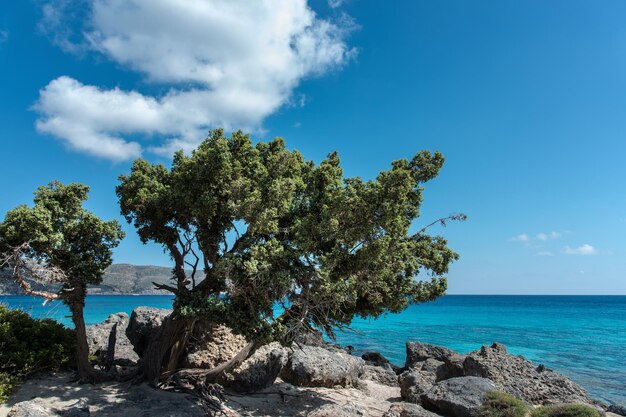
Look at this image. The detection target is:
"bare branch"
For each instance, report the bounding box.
[0,243,63,301]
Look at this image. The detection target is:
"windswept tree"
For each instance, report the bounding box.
[0,182,124,381]
[117,129,464,384]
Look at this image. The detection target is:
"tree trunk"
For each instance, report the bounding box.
[141,313,197,386]
[68,301,101,381]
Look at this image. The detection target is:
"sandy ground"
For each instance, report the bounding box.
[1,374,402,417]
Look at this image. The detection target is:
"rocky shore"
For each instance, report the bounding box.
[3,307,624,417]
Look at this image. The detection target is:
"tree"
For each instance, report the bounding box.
[117,129,464,384]
[0,181,124,381]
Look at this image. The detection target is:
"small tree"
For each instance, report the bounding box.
[0,181,124,381]
[117,129,464,384]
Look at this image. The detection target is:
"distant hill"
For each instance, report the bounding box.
[0,264,184,295]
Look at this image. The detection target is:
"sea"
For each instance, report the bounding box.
[1,294,624,407]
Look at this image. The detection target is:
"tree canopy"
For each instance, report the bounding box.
[117,129,462,343]
[0,181,124,379]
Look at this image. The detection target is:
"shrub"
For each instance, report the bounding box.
[0,304,75,402]
[531,404,602,417]
[478,391,529,417]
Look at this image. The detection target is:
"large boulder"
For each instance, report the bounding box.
[281,345,365,388]
[400,358,445,404]
[406,342,456,368]
[362,351,401,374]
[421,376,496,417]
[462,342,591,405]
[222,342,289,392]
[126,307,171,357]
[362,364,399,386]
[86,312,138,363]
[182,321,248,369]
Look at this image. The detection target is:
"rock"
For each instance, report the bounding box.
[406,342,456,368]
[126,307,171,357]
[462,342,592,405]
[362,351,402,374]
[281,345,365,388]
[400,369,437,404]
[8,402,55,417]
[307,404,364,417]
[86,312,138,364]
[421,376,496,417]
[362,364,399,386]
[183,321,248,369]
[383,403,443,417]
[223,342,289,392]
[436,354,466,381]
[608,405,626,416]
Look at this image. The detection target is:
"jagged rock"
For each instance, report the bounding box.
[183,321,248,369]
[400,369,437,404]
[462,342,592,405]
[421,376,496,417]
[362,351,401,374]
[307,403,364,417]
[406,342,456,368]
[86,312,138,364]
[281,345,365,388]
[222,342,289,392]
[383,403,443,417]
[608,405,626,416]
[362,364,399,386]
[126,307,171,357]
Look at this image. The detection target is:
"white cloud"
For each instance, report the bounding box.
[510,233,530,242]
[35,0,356,160]
[328,0,346,8]
[563,244,597,256]
[536,251,555,257]
[536,231,561,241]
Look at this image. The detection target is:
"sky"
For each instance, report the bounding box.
[1,0,625,295]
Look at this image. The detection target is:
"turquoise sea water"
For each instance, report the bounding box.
[1,295,624,406]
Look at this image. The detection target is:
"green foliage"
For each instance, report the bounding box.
[0,304,74,402]
[0,181,124,304]
[531,404,601,417]
[117,129,464,342]
[477,391,528,417]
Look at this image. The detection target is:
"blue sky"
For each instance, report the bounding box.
[1,0,625,294]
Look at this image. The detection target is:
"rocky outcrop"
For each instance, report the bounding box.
[86,312,138,364]
[182,321,248,369]
[280,345,365,388]
[400,341,594,409]
[406,342,457,368]
[222,342,289,392]
[363,351,401,374]
[362,364,399,386]
[421,376,496,417]
[125,307,171,357]
[462,342,591,405]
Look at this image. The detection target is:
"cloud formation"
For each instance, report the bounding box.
[510,233,530,242]
[35,0,356,160]
[536,231,561,241]
[563,244,596,256]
